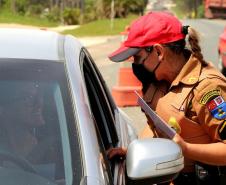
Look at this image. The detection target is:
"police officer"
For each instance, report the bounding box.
[108,12,226,185]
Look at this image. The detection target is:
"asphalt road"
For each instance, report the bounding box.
[182,19,225,67]
[86,18,226,136]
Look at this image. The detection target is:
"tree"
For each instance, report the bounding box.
[95,0,147,18]
[96,0,104,18]
[11,0,16,13]
[0,0,148,25]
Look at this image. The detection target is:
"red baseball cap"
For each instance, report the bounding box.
[109,11,186,62]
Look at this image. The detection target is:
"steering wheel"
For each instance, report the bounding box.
[0,150,37,174]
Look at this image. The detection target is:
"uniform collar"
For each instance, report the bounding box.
[170,54,202,89]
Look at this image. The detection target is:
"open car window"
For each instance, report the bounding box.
[81,49,118,150]
[80,49,121,183]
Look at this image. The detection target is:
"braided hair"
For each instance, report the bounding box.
[163,26,208,66]
[187,27,207,66]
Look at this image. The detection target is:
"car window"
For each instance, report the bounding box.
[81,49,118,150]
[80,49,120,181]
[0,59,81,185]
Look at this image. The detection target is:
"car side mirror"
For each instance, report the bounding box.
[126,138,184,185]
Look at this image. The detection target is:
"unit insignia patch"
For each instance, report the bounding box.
[206,96,226,120]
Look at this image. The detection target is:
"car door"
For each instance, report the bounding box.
[80,48,133,185]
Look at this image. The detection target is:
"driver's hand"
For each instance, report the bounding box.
[106,147,127,161]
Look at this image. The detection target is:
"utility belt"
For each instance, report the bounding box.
[195,163,226,185]
[173,163,226,185]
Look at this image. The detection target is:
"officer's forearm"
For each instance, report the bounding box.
[184,142,226,166]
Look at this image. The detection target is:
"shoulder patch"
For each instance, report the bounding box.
[199,89,221,105]
[218,120,226,140]
[206,96,226,120]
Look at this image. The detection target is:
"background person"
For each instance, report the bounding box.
[108,12,226,185]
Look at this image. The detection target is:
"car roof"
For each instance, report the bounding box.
[0,28,75,61]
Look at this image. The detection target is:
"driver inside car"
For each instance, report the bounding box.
[0,82,45,160]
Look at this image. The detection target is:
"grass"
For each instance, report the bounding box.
[0,10,58,27]
[63,14,139,37]
[171,7,186,19]
[0,10,139,36]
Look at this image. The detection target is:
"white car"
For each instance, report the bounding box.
[0,28,183,185]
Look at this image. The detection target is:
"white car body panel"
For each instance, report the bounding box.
[0,28,60,60]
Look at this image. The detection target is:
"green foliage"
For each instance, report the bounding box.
[0,0,147,26]
[27,4,43,16]
[1,0,12,9]
[172,0,203,18]
[94,0,147,19]
[0,10,58,27]
[83,1,98,23]
[63,8,81,25]
[197,4,204,18]
[15,0,29,15]
[172,0,192,18]
[44,6,61,22]
[63,14,138,37]
[126,0,146,14]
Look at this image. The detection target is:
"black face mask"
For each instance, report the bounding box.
[132,63,157,92]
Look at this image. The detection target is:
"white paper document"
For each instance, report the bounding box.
[135,91,176,139]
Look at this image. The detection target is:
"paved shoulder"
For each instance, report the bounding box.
[78,35,121,47]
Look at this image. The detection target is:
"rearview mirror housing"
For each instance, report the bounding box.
[126,138,184,184]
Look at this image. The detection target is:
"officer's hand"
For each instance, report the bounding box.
[173,133,188,155]
[106,147,127,161]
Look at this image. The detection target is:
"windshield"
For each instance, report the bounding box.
[0,59,80,185]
